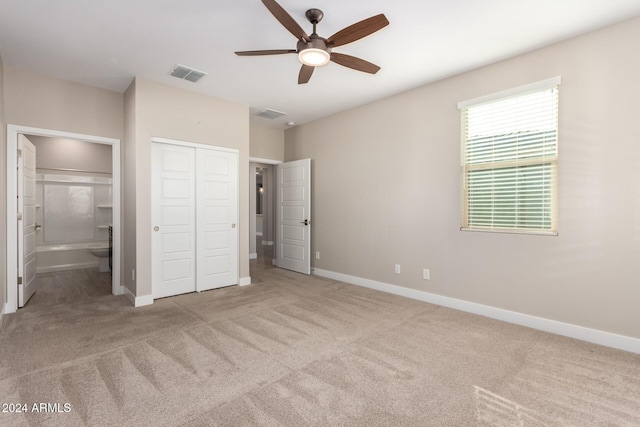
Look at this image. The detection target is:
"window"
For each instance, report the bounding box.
[458,77,560,235]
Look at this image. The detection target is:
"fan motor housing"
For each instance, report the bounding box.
[297,37,331,55]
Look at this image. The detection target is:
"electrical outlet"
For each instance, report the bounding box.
[423,269,430,280]
[394,264,401,274]
[315,251,320,260]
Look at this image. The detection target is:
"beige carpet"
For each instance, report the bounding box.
[1,260,639,426]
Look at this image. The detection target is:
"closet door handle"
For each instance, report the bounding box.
[231,224,236,228]
[153,226,159,232]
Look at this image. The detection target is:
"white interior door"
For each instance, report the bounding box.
[18,135,37,307]
[196,148,238,291]
[151,143,196,299]
[276,158,311,274]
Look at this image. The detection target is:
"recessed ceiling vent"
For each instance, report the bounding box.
[257,109,286,119]
[170,64,207,83]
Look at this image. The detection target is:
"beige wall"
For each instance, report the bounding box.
[28,136,112,174]
[4,66,123,139]
[285,16,640,339]
[130,78,250,298]
[0,54,6,315]
[250,121,284,161]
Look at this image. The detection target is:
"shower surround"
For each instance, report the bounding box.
[35,173,112,273]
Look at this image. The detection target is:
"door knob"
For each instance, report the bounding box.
[231,224,236,228]
[153,226,159,232]
[300,219,310,226]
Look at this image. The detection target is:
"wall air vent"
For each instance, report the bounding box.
[257,109,286,120]
[169,64,207,83]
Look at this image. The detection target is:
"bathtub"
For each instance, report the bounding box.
[36,242,109,274]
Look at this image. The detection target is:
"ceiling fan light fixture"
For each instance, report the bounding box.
[235,1,389,83]
[298,47,330,67]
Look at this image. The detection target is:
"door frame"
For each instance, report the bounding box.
[249,157,282,265]
[6,124,122,314]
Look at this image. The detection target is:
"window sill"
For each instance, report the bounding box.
[460,227,558,237]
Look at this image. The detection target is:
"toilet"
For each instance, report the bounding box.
[89,246,110,272]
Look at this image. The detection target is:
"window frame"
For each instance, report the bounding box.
[458,77,560,236]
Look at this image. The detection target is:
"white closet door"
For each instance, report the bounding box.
[151,143,196,299]
[196,149,238,291]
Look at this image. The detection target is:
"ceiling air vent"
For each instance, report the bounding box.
[257,109,286,120]
[170,64,207,83]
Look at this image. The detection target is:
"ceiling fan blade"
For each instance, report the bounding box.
[330,52,380,74]
[326,14,389,48]
[262,0,310,42]
[235,49,297,56]
[298,65,315,84]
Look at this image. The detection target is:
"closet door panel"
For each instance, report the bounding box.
[196,148,238,291]
[151,143,197,298]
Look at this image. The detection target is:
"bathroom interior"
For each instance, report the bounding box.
[27,135,113,305]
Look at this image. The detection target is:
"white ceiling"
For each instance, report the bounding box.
[1,0,640,129]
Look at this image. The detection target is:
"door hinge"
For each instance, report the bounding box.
[18,276,22,285]
[17,212,23,221]
[17,149,22,158]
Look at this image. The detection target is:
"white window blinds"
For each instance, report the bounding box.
[459,79,559,234]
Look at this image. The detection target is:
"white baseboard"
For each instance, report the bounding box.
[313,268,640,355]
[261,241,274,246]
[249,253,258,260]
[239,276,251,286]
[123,287,153,307]
[114,285,126,296]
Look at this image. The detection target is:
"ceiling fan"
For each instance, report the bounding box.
[235,0,389,84]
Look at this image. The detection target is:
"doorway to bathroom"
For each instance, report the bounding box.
[5,125,121,314]
[26,135,113,306]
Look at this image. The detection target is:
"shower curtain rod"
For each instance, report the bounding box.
[36,167,112,175]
